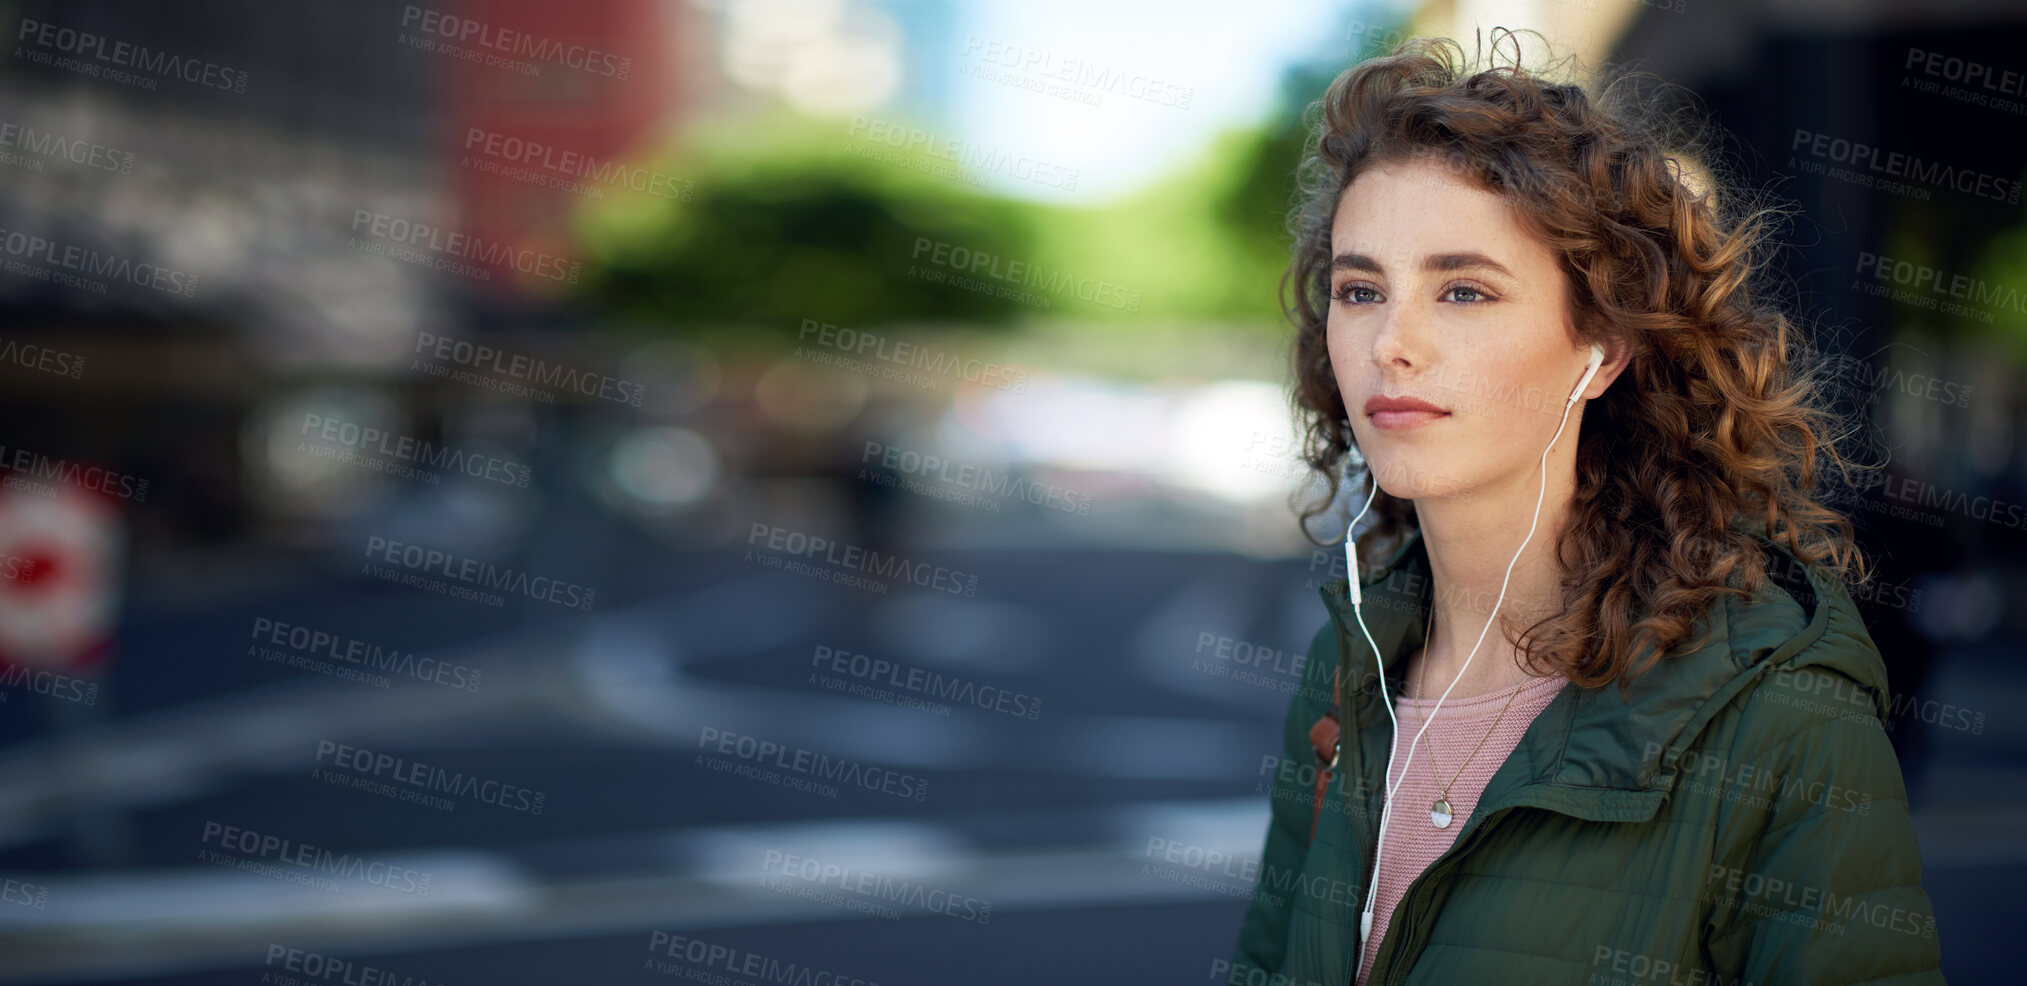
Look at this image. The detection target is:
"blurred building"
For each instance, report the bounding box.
[0,0,699,560]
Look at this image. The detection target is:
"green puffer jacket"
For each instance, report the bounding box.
[1227,525,1946,985]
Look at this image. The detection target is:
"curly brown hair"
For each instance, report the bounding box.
[1285,31,1881,688]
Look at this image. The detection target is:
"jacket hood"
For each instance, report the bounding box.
[1316,524,1890,818]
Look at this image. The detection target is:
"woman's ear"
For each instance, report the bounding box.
[1584,336,1632,400]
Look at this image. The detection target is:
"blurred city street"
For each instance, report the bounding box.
[0,481,2022,982]
[0,0,2023,983]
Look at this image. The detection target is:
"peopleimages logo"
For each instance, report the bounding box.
[811,644,1045,720]
[1652,741,1872,815]
[0,659,99,705]
[746,523,979,597]
[860,441,1089,515]
[412,331,645,407]
[15,18,250,92]
[0,337,85,379]
[761,850,990,923]
[0,877,48,909]
[0,120,134,174]
[1852,469,2027,531]
[314,740,546,815]
[0,228,197,297]
[698,726,930,802]
[960,35,1194,109]
[198,821,432,896]
[0,443,148,501]
[796,318,1029,393]
[263,945,449,986]
[462,128,692,201]
[250,617,482,692]
[1855,250,2026,321]
[300,412,533,488]
[399,5,631,78]
[363,535,598,611]
[644,932,878,986]
[1704,863,1937,940]
[1790,128,2023,203]
[910,237,1141,311]
[350,210,582,283]
[847,117,1081,190]
[1590,947,1756,986]
[1904,47,2027,108]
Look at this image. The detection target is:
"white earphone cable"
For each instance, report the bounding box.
[1345,347,1598,981]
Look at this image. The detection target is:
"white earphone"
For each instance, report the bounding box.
[1345,342,1603,979]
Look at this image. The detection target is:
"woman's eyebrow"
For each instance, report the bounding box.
[1330,250,1516,278]
[1424,251,1515,277]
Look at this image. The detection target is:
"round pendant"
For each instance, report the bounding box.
[1430,798,1454,829]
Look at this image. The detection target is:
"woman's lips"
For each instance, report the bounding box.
[1369,409,1450,430]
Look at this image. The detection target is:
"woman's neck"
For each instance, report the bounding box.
[1410,487,1574,698]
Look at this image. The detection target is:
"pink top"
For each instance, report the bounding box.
[1355,670,1567,984]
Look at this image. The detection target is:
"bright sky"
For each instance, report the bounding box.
[944,0,1413,204]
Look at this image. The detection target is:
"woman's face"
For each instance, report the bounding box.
[1326,155,1605,502]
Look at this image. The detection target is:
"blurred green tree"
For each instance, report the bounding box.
[573,40,1379,345]
[575,113,1048,338]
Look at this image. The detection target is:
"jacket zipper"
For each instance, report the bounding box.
[1367,805,1515,985]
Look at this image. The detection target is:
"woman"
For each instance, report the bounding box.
[1227,34,1946,986]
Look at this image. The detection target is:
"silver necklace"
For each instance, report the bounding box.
[1405,604,1525,828]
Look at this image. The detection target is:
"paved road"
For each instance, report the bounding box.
[0,490,2015,984]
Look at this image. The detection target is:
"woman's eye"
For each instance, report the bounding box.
[1334,284,1380,304]
[1444,284,1493,303]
